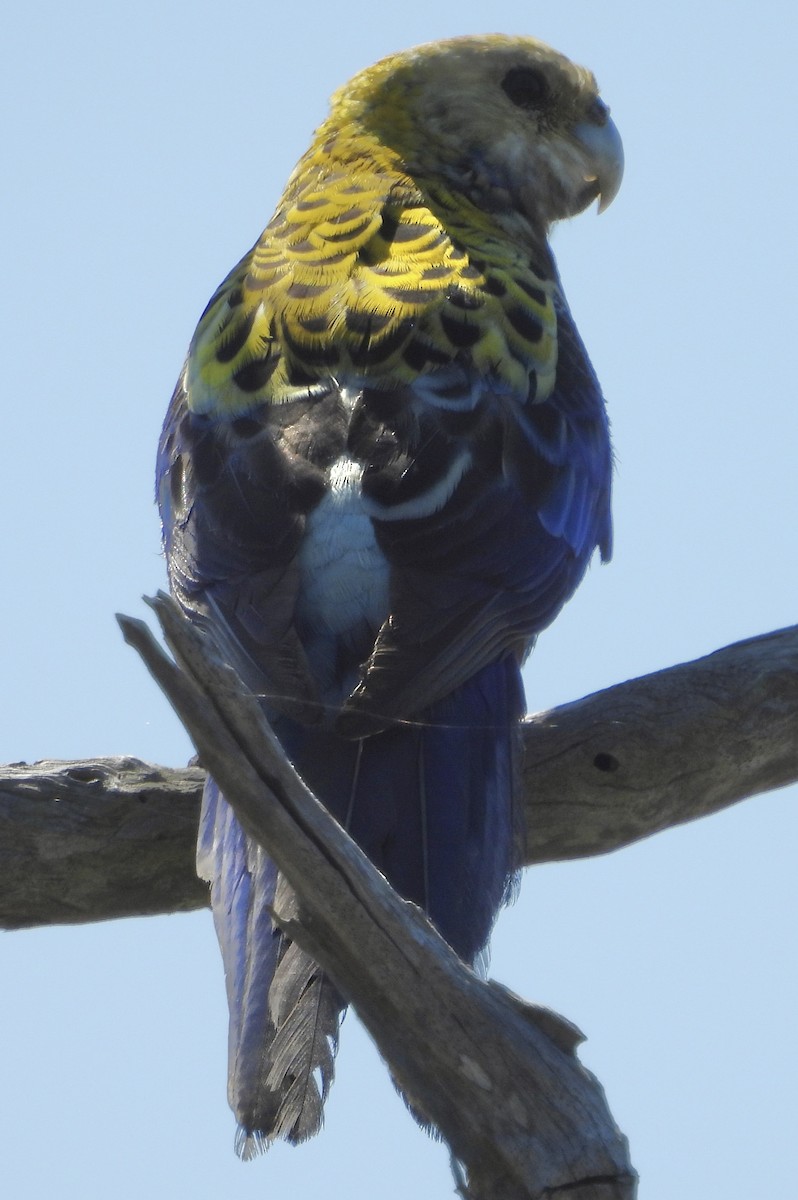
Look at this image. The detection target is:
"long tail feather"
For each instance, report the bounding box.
[198,779,344,1153]
[200,655,524,1149]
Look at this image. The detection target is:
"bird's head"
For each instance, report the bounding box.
[326,34,623,233]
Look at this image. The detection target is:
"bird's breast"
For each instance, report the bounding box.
[295,453,389,703]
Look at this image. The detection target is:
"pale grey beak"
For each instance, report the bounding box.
[573,110,624,213]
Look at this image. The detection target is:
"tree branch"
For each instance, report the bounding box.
[521,624,798,864]
[114,593,636,1200]
[4,614,794,1195]
[2,625,795,929]
[0,757,207,929]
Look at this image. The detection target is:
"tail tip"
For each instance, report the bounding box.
[234,1126,270,1161]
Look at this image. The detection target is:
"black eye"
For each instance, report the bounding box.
[501,66,550,110]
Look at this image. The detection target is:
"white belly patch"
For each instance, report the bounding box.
[297,454,390,637]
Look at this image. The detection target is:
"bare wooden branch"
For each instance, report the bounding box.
[521,624,798,864]
[116,593,636,1200]
[1,625,796,929]
[0,757,207,929]
[3,615,793,1192]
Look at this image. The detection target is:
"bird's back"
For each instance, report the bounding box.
[157,31,618,1153]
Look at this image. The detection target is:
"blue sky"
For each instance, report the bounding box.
[3,2,796,1197]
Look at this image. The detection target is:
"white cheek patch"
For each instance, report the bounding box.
[298,455,390,636]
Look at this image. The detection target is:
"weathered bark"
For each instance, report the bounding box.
[3,609,795,1196]
[2,625,795,929]
[521,624,798,864]
[0,758,206,928]
[115,594,637,1200]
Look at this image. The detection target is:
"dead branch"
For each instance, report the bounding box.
[3,614,795,1194]
[0,757,206,928]
[521,624,798,863]
[1,625,795,929]
[114,593,637,1200]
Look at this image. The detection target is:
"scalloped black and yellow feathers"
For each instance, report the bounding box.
[186,34,620,418]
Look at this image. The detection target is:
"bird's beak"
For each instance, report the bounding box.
[573,110,624,213]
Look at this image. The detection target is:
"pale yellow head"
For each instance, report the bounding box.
[322,34,623,233]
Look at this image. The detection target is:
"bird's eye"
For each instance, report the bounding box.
[501,66,550,110]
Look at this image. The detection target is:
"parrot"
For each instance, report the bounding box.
[156,33,622,1156]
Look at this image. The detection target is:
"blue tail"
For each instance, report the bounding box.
[199,655,524,1149]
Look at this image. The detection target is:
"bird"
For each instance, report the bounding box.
[156,33,621,1156]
